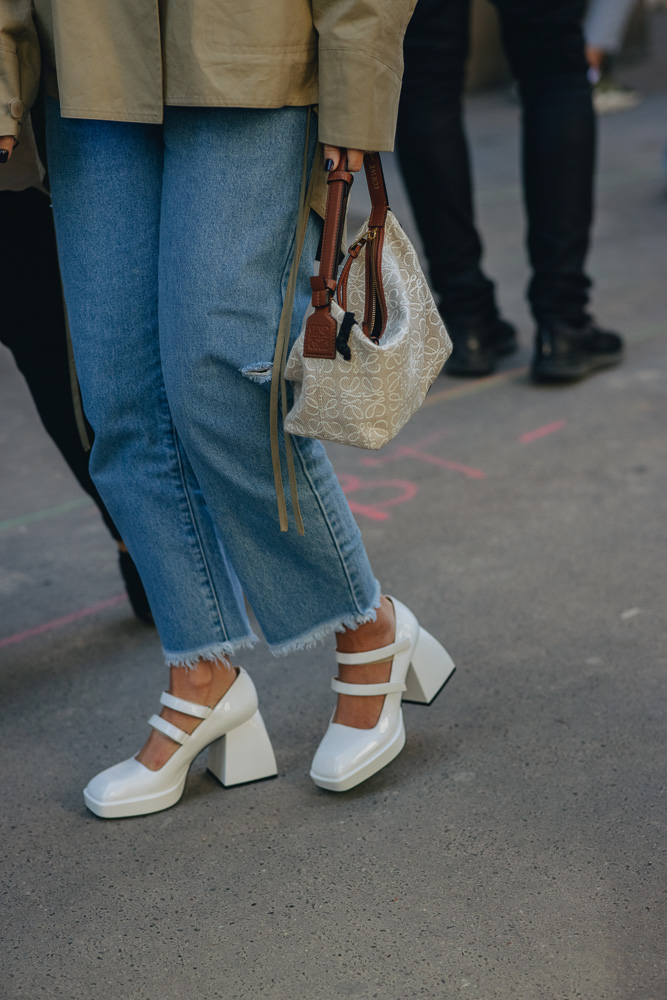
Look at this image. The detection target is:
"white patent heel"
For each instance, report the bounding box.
[403,627,456,705]
[310,596,456,792]
[83,667,276,819]
[207,710,278,787]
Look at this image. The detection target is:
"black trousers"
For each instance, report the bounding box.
[1,187,120,542]
[397,0,595,327]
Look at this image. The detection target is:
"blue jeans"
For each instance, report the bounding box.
[45,101,380,664]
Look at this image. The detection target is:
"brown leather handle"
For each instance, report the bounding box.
[302,154,353,359]
[303,152,389,359]
[364,152,389,229]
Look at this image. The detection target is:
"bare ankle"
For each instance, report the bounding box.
[136,659,238,771]
[169,658,236,699]
[336,596,395,654]
[333,596,396,729]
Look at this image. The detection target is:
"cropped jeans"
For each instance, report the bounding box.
[45,100,380,664]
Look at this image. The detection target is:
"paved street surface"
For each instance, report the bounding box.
[2,26,666,1000]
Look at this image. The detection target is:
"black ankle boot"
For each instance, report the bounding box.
[118,550,154,625]
[445,317,518,377]
[531,318,624,383]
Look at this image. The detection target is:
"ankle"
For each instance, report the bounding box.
[336,596,395,655]
[169,658,235,700]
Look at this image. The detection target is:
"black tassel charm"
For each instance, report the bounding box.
[336,312,356,361]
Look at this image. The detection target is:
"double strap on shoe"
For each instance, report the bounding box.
[331,637,412,697]
[147,691,213,745]
[331,678,407,696]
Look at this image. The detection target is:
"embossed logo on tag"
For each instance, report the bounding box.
[304,324,336,359]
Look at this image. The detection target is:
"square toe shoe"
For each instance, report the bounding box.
[83,667,278,819]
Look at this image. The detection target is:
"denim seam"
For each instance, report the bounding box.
[171,423,231,645]
[279,216,299,302]
[291,435,368,616]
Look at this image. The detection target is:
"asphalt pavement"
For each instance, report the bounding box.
[1,27,666,1000]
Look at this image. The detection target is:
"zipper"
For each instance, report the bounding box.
[365,228,386,343]
[337,226,386,343]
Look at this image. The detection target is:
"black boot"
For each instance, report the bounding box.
[444,317,518,377]
[531,318,624,383]
[118,550,154,625]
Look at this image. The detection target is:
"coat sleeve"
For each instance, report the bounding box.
[0,1,40,138]
[312,0,417,152]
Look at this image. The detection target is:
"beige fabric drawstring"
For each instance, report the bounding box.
[270,107,318,534]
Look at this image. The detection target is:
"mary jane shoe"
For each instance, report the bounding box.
[84,667,277,819]
[310,598,455,792]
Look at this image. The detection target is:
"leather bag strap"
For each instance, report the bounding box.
[364,152,389,229]
[303,158,353,359]
[303,151,389,359]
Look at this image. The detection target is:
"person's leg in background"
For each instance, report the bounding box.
[493,0,624,380]
[396,0,518,377]
[0,186,153,622]
[585,0,642,112]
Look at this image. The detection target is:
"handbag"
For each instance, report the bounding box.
[284,152,452,449]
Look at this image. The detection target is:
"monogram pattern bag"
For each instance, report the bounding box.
[284,153,452,449]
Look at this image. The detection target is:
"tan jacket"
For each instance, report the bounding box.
[0,1,416,153]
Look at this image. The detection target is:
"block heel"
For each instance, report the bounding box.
[83,667,274,819]
[207,710,278,787]
[403,627,456,705]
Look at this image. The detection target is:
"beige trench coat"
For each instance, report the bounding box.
[0,0,416,156]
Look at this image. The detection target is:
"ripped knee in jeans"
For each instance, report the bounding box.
[241,362,273,384]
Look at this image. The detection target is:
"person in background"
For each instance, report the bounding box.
[396,0,625,383]
[0,111,153,624]
[585,0,643,113]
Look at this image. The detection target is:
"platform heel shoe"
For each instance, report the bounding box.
[310,598,455,792]
[83,667,277,819]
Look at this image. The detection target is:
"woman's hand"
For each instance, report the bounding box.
[323,145,365,173]
[0,135,17,164]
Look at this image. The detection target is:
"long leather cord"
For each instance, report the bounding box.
[270,108,318,534]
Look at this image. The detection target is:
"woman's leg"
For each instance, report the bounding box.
[44,103,258,668]
[158,106,381,653]
[157,106,397,731]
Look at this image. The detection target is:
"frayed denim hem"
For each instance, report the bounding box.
[268,579,382,657]
[163,634,259,669]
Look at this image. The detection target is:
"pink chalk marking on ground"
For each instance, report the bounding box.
[337,474,418,521]
[360,428,449,467]
[520,419,566,444]
[397,447,486,479]
[0,594,128,650]
[359,430,484,479]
